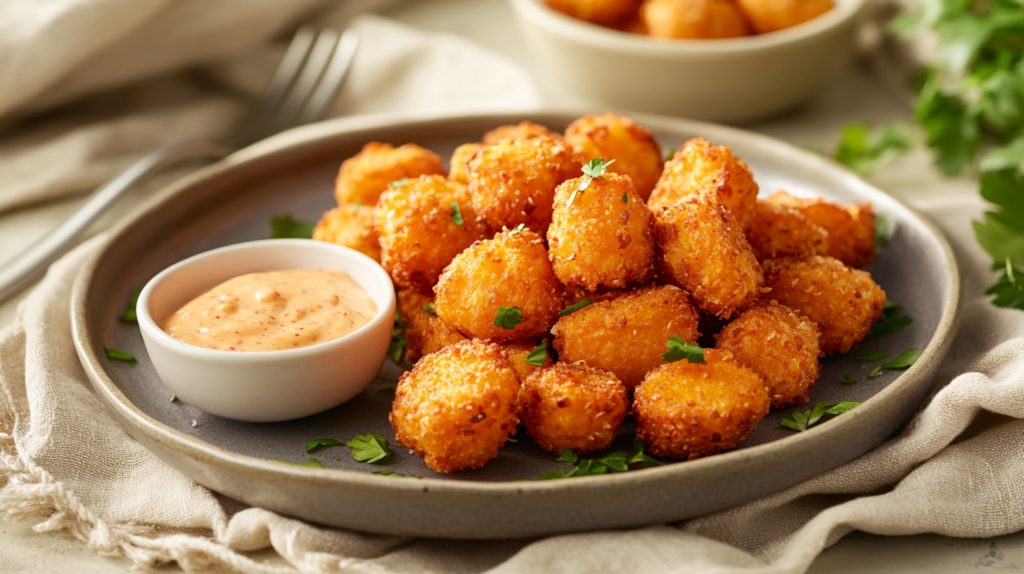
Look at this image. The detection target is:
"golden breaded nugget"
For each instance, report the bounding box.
[761,255,885,355]
[500,340,554,382]
[449,143,482,185]
[654,194,763,318]
[560,282,634,308]
[553,285,700,391]
[390,340,520,473]
[482,121,562,145]
[765,191,876,268]
[564,114,664,200]
[642,0,751,39]
[746,199,830,262]
[737,0,833,34]
[634,349,769,460]
[312,204,381,263]
[546,0,643,27]
[335,142,446,206]
[715,301,821,408]
[375,175,487,291]
[648,137,759,230]
[519,362,628,454]
[467,136,582,235]
[398,289,467,363]
[548,172,656,291]
[435,228,563,343]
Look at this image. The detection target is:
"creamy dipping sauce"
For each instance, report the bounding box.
[161,269,377,352]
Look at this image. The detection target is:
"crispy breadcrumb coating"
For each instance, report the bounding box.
[482,121,563,145]
[398,289,467,363]
[390,340,521,473]
[760,255,885,355]
[715,300,822,408]
[553,285,700,391]
[634,349,770,460]
[312,203,381,263]
[499,340,554,382]
[449,143,483,185]
[564,113,664,200]
[765,191,876,269]
[335,142,446,206]
[519,362,628,454]
[746,199,830,262]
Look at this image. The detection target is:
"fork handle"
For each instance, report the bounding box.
[0,140,233,303]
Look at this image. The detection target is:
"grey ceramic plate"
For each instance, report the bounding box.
[71,111,959,539]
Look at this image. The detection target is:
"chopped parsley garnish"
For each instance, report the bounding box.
[661,337,705,364]
[987,257,1024,308]
[269,215,315,239]
[855,350,889,362]
[119,289,141,323]
[103,347,137,366]
[538,441,660,480]
[373,469,394,475]
[869,366,883,379]
[776,401,860,432]
[493,306,523,330]
[881,348,921,370]
[558,299,592,316]
[169,395,177,402]
[272,458,325,468]
[421,303,436,316]
[372,469,421,478]
[869,300,913,337]
[389,178,409,188]
[622,191,629,204]
[508,223,526,235]
[450,202,464,225]
[831,122,913,175]
[568,158,615,205]
[842,372,858,385]
[346,433,392,464]
[306,438,344,452]
[526,341,548,366]
[389,311,408,363]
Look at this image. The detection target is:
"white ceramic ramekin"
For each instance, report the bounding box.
[137,239,395,422]
[511,0,866,123]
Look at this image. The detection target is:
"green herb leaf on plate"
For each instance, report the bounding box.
[855,350,890,362]
[881,348,921,370]
[120,289,141,323]
[269,215,315,239]
[272,458,325,468]
[346,433,392,464]
[870,300,914,337]
[306,438,344,452]
[661,337,705,364]
[842,371,858,385]
[104,347,137,366]
[776,401,861,432]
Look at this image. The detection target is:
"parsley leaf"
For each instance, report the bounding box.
[346,433,392,464]
[628,439,661,469]
[558,299,592,316]
[987,259,1024,308]
[120,289,141,323]
[421,303,436,316]
[881,348,921,370]
[869,366,883,379]
[373,469,395,475]
[389,311,407,363]
[842,372,858,385]
[832,122,913,175]
[623,191,629,204]
[104,347,137,366]
[272,458,325,468]
[661,337,705,364]
[526,341,548,366]
[569,158,616,205]
[389,178,409,188]
[270,215,315,239]
[539,442,661,480]
[556,448,578,464]
[169,394,178,402]
[493,306,523,330]
[776,401,861,432]
[450,202,464,225]
[508,223,526,235]
[870,300,914,337]
[855,350,890,362]
[306,438,344,452]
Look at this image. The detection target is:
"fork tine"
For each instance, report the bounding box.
[267,28,340,134]
[298,29,359,125]
[236,25,317,145]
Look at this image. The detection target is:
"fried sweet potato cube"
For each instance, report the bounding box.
[548,172,656,291]
[335,142,446,206]
[519,362,628,454]
[390,340,520,473]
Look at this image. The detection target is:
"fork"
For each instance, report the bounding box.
[0,26,359,303]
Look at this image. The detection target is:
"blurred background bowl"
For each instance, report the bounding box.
[511,0,867,123]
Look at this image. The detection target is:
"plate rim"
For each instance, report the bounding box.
[70,109,961,528]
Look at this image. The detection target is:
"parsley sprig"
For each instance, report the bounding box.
[538,440,660,480]
[568,158,615,206]
[269,215,315,239]
[558,299,592,316]
[777,401,860,432]
[661,337,705,364]
[104,347,137,366]
[120,289,141,323]
[526,341,548,366]
[870,300,914,337]
[869,348,922,378]
[493,306,523,330]
[272,458,325,468]
[346,433,392,464]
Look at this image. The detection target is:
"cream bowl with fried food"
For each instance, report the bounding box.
[510,0,865,122]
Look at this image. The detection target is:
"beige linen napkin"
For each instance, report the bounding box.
[3,3,1024,574]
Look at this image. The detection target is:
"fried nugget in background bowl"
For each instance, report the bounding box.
[654,194,763,318]
[548,172,655,291]
[761,255,885,355]
[648,138,758,230]
[737,0,834,34]
[335,142,446,206]
[634,349,770,460]
[715,300,822,408]
[553,284,700,391]
[390,340,521,473]
[519,362,628,454]
[564,113,663,200]
[435,228,562,342]
[642,0,751,39]
[375,175,488,292]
